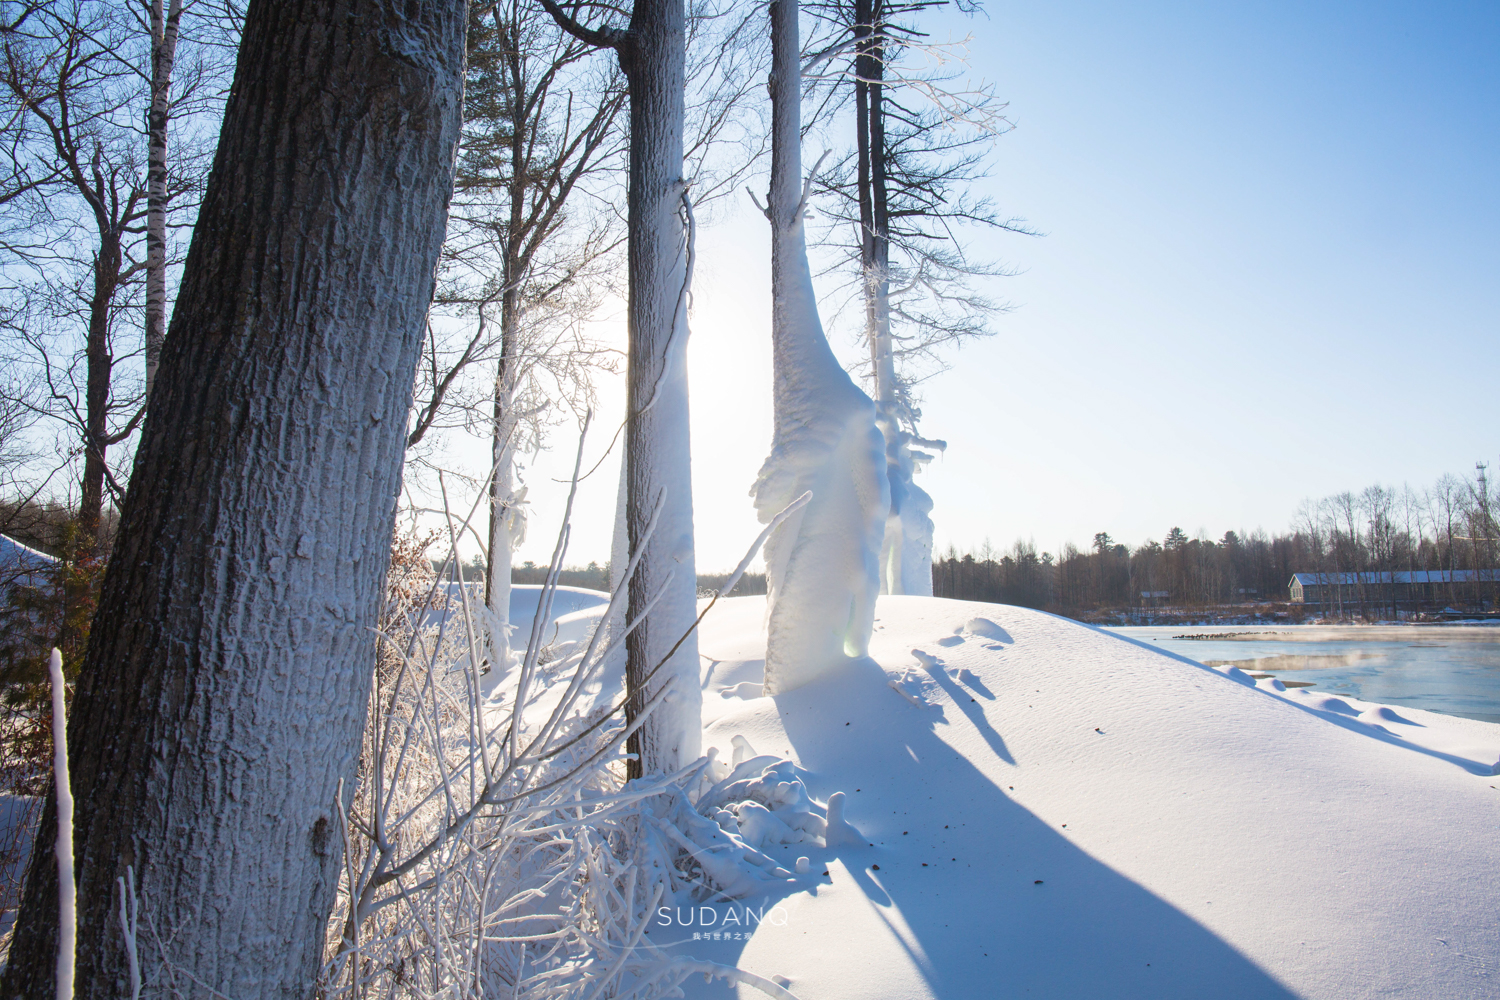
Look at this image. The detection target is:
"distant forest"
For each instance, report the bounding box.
[934,465,1500,615]
[469,465,1500,617]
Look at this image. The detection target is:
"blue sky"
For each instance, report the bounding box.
[909,0,1500,555]
[500,0,1500,571]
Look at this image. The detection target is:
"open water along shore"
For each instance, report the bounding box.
[1111,623,1500,724]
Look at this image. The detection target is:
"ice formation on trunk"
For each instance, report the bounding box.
[753,0,888,694]
[879,424,944,597]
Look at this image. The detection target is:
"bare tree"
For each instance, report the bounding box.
[0,0,230,545]
[129,0,244,400]
[140,0,181,397]
[0,3,150,546]
[0,1,466,995]
[806,0,1027,595]
[0,370,38,504]
[1429,474,1463,608]
[421,0,626,672]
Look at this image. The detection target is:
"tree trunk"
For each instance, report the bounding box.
[79,229,121,547]
[485,293,520,675]
[484,67,532,678]
[854,0,875,350]
[867,13,894,419]
[618,0,701,779]
[755,0,886,692]
[853,0,932,596]
[144,0,182,402]
[1,2,465,997]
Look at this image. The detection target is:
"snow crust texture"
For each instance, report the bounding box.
[681,595,1500,1000]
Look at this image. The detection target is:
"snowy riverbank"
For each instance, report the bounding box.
[666,595,1500,999]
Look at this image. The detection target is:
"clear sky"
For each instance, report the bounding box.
[480,0,1500,573]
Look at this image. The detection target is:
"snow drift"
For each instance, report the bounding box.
[672,595,1500,1000]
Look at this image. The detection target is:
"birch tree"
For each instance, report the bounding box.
[135,0,243,399]
[140,0,180,398]
[0,2,466,996]
[753,0,886,692]
[539,0,703,778]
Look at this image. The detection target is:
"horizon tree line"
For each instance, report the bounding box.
[934,461,1500,617]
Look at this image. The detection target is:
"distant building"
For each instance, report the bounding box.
[1289,570,1500,607]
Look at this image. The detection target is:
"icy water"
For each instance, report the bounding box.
[1110,624,1500,724]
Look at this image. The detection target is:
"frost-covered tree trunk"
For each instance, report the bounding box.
[856,0,935,596]
[0,2,466,997]
[485,299,522,673]
[881,437,939,597]
[143,0,182,402]
[541,0,703,779]
[446,0,625,675]
[754,0,886,693]
[486,383,519,669]
[618,0,701,778]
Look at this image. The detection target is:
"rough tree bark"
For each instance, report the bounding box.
[541,0,702,779]
[1,2,466,997]
[753,0,886,692]
[143,0,183,402]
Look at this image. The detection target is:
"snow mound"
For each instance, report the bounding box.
[1358,705,1420,727]
[961,615,1010,642]
[673,595,1500,1000]
[508,584,609,632]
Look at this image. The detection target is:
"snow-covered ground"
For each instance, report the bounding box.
[433,582,609,642]
[0,534,51,588]
[506,583,609,635]
[657,595,1500,999]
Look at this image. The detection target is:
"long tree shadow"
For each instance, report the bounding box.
[681,655,1301,1000]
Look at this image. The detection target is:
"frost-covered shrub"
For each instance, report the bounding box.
[319,516,815,1000]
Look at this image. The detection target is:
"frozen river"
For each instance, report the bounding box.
[1110,624,1500,724]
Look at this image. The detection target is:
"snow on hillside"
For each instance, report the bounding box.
[506,583,609,635]
[0,534,52,587]
[654,596,1500,1000]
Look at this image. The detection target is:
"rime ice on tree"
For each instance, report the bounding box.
[753,0,888,693]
